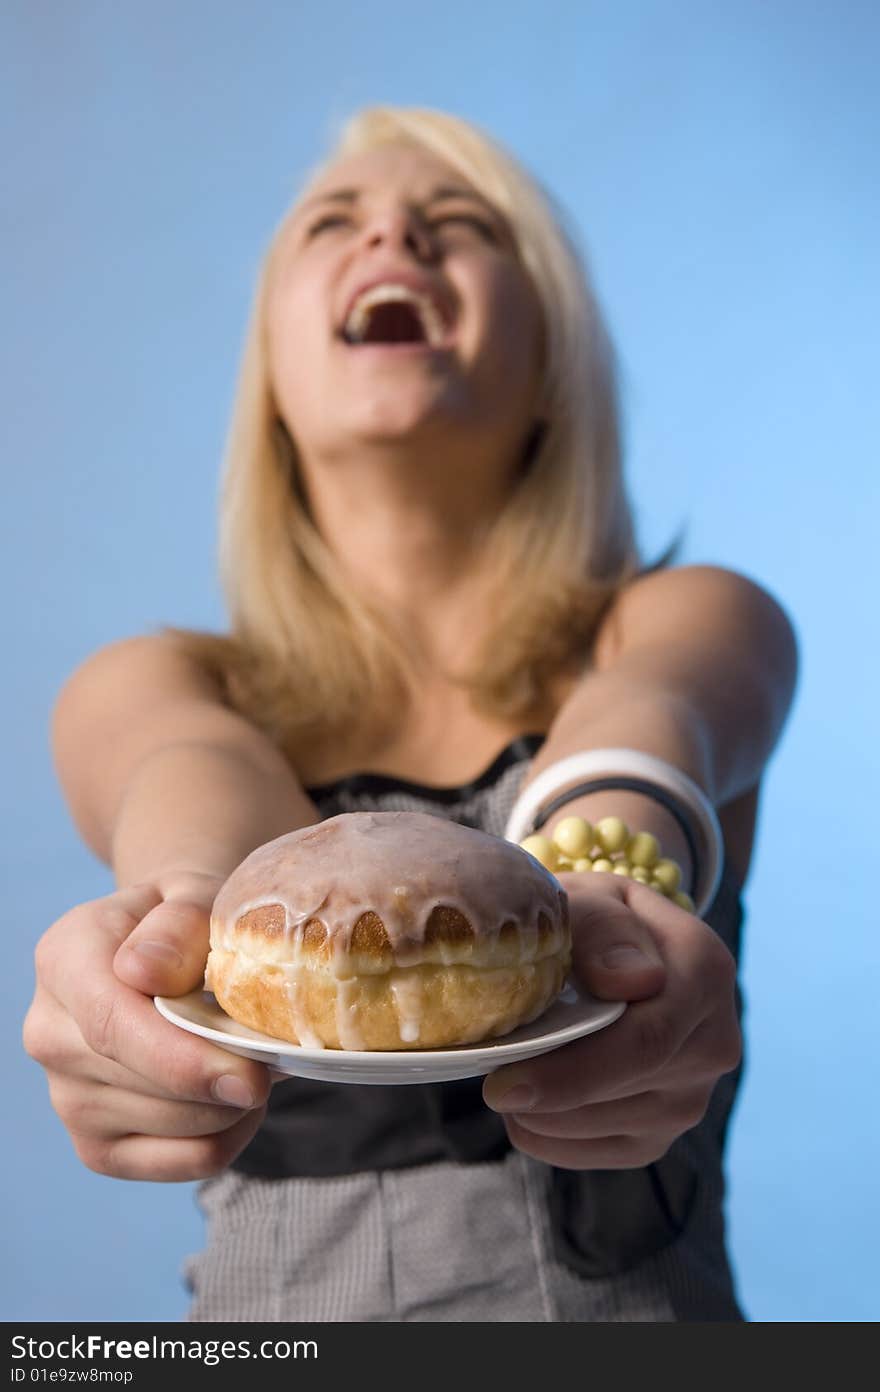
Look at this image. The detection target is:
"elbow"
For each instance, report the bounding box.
[49,656,117,862]
[719,572,802,794]
[48,648,124,857]
[747,578,801,742]
[704,566,801,742]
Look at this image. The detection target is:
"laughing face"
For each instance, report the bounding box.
[266,141,545,481]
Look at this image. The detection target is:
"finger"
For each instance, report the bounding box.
[39,900,270,1109]
[113,877,222,998]
[69,1105,268,1183]
[25,984,188,1100]
[504,1115,666,1171]
[483,995,696,1114]
[484,884,733,1114]
[37,885,165,1005]
[569,874,730,1004]
[504,1086,710,1140]
[558,873,666,1002]
[48,1076,258,1140]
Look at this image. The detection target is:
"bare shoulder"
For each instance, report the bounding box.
[592,563,799,677]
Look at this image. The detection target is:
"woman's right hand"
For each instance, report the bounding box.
[22,873,272,1182]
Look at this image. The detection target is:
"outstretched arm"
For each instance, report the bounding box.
[26,635,318,1182]
[483,565,799,1168]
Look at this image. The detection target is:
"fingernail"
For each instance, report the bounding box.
[212,1075,255,1109]
[127,940,184,967]
[600,944,656,970]
[489,1084,537,1113]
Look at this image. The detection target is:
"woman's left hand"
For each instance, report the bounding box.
[482,872,742,1169]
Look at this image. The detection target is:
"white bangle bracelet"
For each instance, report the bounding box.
[503,747,724,918]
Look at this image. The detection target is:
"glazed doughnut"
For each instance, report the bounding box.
[206,810,571,1050]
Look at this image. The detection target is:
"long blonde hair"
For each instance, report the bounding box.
[160,106,682,764]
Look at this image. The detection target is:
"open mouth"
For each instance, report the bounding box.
[338,284,454,350]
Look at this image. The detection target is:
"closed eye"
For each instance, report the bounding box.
[306,212,498,241]
[307,214,351,236]
[435,214,498,241]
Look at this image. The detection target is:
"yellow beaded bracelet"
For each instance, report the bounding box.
[520,815,696,913]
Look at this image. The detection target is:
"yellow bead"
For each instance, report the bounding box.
[612,863,631,876]
[552,816,594,858]
[647,880,665,893]
[630,866,652,884]
[573,858,593,872]
[674,891,696,913]
[627,831,660,868]
[520,835,559,872]
[595,816,629,854]
[592,858,614,874]
[652,858,682,894]
[556,854,574,871]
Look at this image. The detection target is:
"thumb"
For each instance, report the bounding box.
[113,875,222,998]
[561,874,666,1002]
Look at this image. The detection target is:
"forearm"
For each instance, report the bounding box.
[534,567,799,813]
[535,683,711,794]
[532,692,705,895]
[111,741,319,890]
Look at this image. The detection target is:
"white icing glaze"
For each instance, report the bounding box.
[390,970,424,1043]
[280,965,324,1049]
[334,977,365,1050]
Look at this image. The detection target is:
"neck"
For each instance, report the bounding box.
[300,440,514,672]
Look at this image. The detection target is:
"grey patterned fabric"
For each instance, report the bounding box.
[184,737,747,1322]
[184,1151,685,1322]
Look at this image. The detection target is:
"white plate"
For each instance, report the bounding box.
[154,982,626,1085]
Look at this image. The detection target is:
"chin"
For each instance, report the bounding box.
[344,395,457,444]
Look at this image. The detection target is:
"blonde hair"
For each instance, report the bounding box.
[160,106,682,765]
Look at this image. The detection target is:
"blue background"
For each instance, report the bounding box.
[4,0,878,1322]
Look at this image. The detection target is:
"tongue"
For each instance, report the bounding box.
[362,301,426,344]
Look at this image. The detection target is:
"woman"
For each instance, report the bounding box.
[25,106,798,1321]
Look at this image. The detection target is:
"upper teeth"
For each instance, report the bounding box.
[344,283,447,346]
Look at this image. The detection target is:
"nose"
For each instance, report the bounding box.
[362,203,436,263]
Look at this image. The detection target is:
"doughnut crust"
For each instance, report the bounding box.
[206,810,571,1050]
